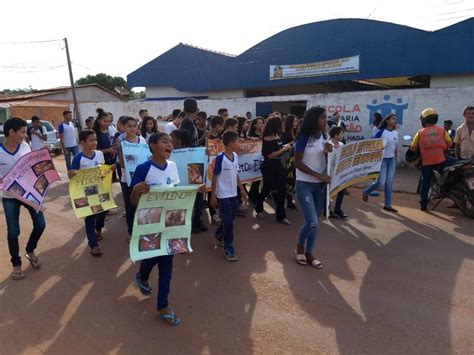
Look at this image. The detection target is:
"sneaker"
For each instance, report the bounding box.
[134,272,152,296]
[212,213,221,225]
[329,211,339,219]
[278,218,292,225]
[255,212,265,219]
[235,204,247,217]
[334,210,348,219]
[213,232,224,247]
[195,220,208,232]
[225,247,238,262]
[90,246,103,257]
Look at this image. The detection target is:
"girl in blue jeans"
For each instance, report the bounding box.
[294,107,332,269]
[363,113,399,212]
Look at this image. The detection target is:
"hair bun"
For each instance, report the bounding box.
[96,107,105,114]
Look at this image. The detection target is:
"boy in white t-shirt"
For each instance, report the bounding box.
[59,110,79,170]
[328,126,348,219]
[0,117,45,280]
[130,132,182,326]
[210,131,248,261]
[27,116,47,151]
[68,129,107,256]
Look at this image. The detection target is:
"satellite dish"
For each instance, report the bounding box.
[114,86,129,96]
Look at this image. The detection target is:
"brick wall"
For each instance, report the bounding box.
[10,105,68,129]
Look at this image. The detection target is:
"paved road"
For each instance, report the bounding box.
[1,156,473,354]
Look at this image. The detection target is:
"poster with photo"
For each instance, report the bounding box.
[170,147,208,186]
[69,165,117,218]
[130,185,198,262]
[121,141,151,186]
[205,139,262,189]
[0,148,60,211]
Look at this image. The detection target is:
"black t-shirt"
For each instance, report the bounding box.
[181,117,198,147]
[281,131,294,145]
[262,138,283,160]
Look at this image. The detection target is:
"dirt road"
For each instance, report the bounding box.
[1,157,473,354]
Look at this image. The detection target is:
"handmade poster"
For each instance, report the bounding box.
[170,147,208,186]
[130,185,198,262]
[205,139,262,189]
[328,139,385,198]
[0,147,60,211]
[69,165,117,218]
[121,141,151,186]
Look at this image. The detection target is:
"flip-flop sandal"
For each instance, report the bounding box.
[10,270,26,280]
[296,254,307,265]
[160,311,181,326]
[25,254,41,269]
[310,259,324,269]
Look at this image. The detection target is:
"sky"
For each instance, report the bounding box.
[0,0,472,91]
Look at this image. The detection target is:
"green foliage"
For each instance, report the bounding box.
[75,73,131,99]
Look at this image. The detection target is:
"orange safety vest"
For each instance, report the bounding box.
[418,126,447,166]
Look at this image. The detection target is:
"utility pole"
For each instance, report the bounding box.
[63,38,81,130]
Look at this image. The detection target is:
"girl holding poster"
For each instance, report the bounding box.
[130,132,182,326]
[293,107,332,269]
[0,117,45,280]
[118,117,147,239]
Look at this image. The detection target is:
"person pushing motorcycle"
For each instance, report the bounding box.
[410,108,453,211]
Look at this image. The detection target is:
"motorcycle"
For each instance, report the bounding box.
[403,135,474,218]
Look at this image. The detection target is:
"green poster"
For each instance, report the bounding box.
[129,185,198,262]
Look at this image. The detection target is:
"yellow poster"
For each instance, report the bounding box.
[69,165,117,218]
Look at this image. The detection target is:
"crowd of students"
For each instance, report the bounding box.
[1,98,473,326]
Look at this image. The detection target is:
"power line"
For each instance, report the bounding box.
[0,39,61,45]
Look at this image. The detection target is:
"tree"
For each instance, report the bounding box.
[75,73,130,99]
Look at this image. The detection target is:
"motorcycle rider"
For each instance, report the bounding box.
[410,108,453,211]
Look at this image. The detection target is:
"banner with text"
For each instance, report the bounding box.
[270,55,360,80]
[130,186,198,262]
[328,139,385,198]
[170,147,208,186]
[205,139,262,189]
[0,148,60,211]
[121,141,151,186]
[69,165,117,218]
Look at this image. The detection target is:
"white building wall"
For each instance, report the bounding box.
[146,86,245,99]
[77,86,474,164]
[430,74,474,88]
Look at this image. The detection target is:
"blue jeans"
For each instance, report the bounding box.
[364,157,396,207]
[419,157,457,209]
[84,212,106,248]
[120,182,135,236]
[139,255,174,310]
[216,197,238,252]
[296,181,326,253]
[2,198,46,267]
[64,146,79,170]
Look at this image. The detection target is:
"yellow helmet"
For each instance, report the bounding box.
[419,108,438,125]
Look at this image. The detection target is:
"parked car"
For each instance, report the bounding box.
[26,120,62,155]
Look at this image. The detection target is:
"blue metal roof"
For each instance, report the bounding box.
[127,18,474,91]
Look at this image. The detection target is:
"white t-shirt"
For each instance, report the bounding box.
[131,160,180,188]
[380,129,399,158]
[120,136,147,183]
[58,121,77,148]
[29,126,46,151]
[0,142,31,199]
[295,134,327,183]
[71,150,105,170]
[213,152,239,199]
[164,122,178,135]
